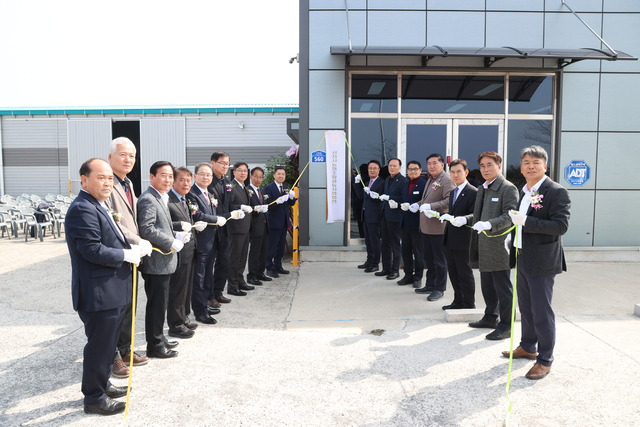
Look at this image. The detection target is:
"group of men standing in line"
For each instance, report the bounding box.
[355,146,570,382]
[65,137,296,415]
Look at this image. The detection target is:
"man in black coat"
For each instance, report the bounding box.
[398,160,427,287]
[247,167,271,286]
[375,158,408,280]
[504,145,570,381]
[355,160,385,273]
[439,159,477,310]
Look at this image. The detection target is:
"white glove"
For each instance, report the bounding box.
[230,209,246,220]
[138,239,153,257]
[388,200,398,209]
[355,174,361,184]
[363,186,370,194]
[260,205,269,213]
[424,209,439,218]
[473,221,492,234]
[504,233,513,252]
[409,203,420,213]
[275,195,287,205]
[439,213,454,223]
[216,217,227,227]
[379,194,390,201]
[123,248,141,265]
[509,209,527,227]
[193,221,207,232]
[419,204,431,213]
[288,190,296,199]
[451,217,468,228]
[240,204,253,213]
[171,239,184,252]
[180,221,192,232]
[369,191,380,199]
[176,231,191,243]
[400,202,410,211]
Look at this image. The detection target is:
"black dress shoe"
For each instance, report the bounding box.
[266,269,280,278]
[375,270,391,277]
[207,307,221,315]
[427,290,444,301]
[386,272,400,280]
[396,276,412,285]
[257,274,272,282]
[247,278,263,286]
[442,302,463,310]
[105,384,128,399]
[412,279,422,288]
[163,339,178,349]
[228,289,247,296]
[357,263,370,269]
[469,318,499,329]
[276,267,290,274]
[364,265,379,273]
[415,286,435,294]
[84,397,126,415]
[184,320,198,330]
[196,314,217,324]
[239,283,255,291]
[147,346,178,359]
[168,328,195,339]
[486,328,511,340]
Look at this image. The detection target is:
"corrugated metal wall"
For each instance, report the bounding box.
[140,118,186,188]
[67,119,112,194]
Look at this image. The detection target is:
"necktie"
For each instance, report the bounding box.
[279,185,284,195]
[452,187,459,204]
[124,182,133,208]
[256,187,263,203]
[181,196,189,216]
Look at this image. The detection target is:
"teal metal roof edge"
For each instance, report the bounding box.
[0,106,300,116]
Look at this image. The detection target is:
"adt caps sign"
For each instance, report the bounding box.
[564,160,591,186]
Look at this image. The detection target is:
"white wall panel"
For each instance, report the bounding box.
[4,166,65,196]
[564,190,595,246]
[560,73,600,132]
[1,118,66,148]
[140,118,185,188]
[67,119,112,192]
[185,115,294,147]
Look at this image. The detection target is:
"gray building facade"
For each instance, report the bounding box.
[298,0,639,248]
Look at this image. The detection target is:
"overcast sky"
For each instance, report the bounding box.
[0,0,299,108]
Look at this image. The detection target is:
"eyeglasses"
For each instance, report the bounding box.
[407,167,421,171]
[197,173,212,178]
[235,169,248,173]
[215,161,230,167]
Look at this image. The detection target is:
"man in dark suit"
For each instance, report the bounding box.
[454,151,518,341]
[503,145,570,380]
[227,162,256,296]
[207,151,233,305]
[106,137,151,377]
[167,167,204,338]
[187,162,226,325]
[66,158,141,415]
[247,167,271,286]
[264,166,297,277]
[375,158,407,280]
[355,160,385,273]
[439,159,477,310]
[398,160,427,287]
[138,161,187,359]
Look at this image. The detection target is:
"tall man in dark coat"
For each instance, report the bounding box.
[247,166,271,286]
[226,162,256,296]
[355,160,385,273]
[398,160,427,287]
[453,151,518,341]
[264,166,297,278]
[439,159,477,310]
[66,158,141,415]
[504,145,570,380]
[187,162,226,325]
[375,158,407,280]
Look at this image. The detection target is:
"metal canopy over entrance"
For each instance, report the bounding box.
[330,46,637,68]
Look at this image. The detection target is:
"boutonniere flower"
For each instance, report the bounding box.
[263,194,270,201]
[225,183,233,192]
[187,200,198,215]
[247,188,255,196]
[111,210,121,224]
[211,196,219,207]
[432,182,442,191]
[530,191,544,210]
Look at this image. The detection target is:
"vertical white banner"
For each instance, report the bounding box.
[325,130,346,223]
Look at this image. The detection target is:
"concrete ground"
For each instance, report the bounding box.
[0,237,639,426]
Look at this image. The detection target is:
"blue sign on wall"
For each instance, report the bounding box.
[311,150,326,163]
[564,160,591,186]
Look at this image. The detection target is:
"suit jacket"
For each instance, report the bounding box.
[167,190,196,267]
[382,173,408,223]
[419,170,456,235]
[509,178,570,276]
[465,175,519,271]
[208,175,232,219]
[186,184,219,253]
[248,184,268,237]
[105,176,140,244]
[443,182,477,251]
[264,181,296,230]
[227,179,252,235]
[354,176,385,224]
[65,191,131,312]
[137,187,178,276]
[400,177,427,230]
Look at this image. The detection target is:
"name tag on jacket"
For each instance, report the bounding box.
[491,198,499,202]
[413,191,420,194]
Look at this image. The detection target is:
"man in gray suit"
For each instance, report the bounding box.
[137,161,188,359]
[452,151,518,340]
[106,137,152,376]
[503,146,570,380]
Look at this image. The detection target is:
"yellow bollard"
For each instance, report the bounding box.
[292,187,299,266]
